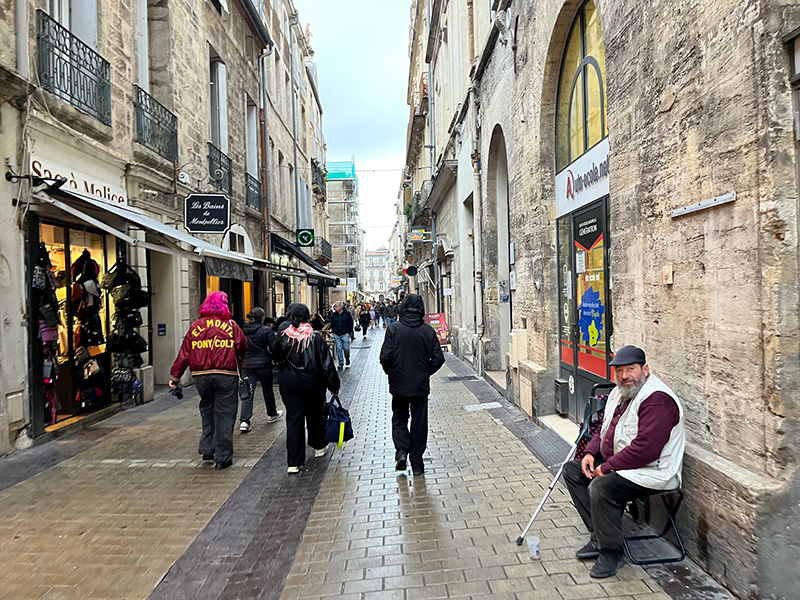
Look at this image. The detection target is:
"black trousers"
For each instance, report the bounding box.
[562,459,655,554]
[279,381,328,467]
[242,366,278,421]
[391,395,428,468]
[194,374,239,463]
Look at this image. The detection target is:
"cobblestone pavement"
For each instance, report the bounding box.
[279,330,672,600]
[0,386,284,599]
[0,327,727,599]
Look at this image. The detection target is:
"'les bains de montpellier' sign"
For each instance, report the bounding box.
[555,137,610,218]
[184,193,230,234]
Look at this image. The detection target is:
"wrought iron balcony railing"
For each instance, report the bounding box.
[311,159,327,198]
[207,142,232,195]
[37,10,112,125]
[134,85,178,162]
[313,237,332,263]
[245,173,262,212]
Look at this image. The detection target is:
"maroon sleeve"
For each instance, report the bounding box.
[584,431,602,457]
[600,392,680,474]
[170,330,192,380]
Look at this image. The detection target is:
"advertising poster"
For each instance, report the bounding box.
[424,313,449,346]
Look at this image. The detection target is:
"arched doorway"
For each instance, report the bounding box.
[554,0,612,419]
[485,125,512,372]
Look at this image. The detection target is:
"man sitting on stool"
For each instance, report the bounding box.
[563,345,685,579]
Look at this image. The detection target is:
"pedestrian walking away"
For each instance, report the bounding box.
[562,345,685,579]
[239,307,282,433]
[274,303,341,473]
[357,304,371,340]
[329,301,354,368]
[379,293,445,476]
[169,291,248,470]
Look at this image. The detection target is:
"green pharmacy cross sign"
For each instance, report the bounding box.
[296,229,315,247]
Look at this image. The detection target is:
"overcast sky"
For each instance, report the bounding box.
[293,0,409,249]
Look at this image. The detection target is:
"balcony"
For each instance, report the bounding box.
[245,173,262,212]
[134,85,178,162]
[36,9,111,125]
[311,158,327,198]
[207,142,232,195]
[313,236,332,265]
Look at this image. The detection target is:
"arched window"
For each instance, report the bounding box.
[555,0,607,172]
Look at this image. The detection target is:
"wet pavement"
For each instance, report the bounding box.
[0,327,733,599]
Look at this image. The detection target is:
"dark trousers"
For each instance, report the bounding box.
[242,366,278,421]
[194,374,239,463]
[279,382,328,467]
[392,395,428,468]
[562,459,655,554]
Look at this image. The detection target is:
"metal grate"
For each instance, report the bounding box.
[207,142,232,195]
[37,9,112,125]
[443,375,480,382]
[245,173,262,212]
[134,85,178,162]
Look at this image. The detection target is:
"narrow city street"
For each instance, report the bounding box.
[0,330,730,600]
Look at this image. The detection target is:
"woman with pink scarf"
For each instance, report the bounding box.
[274,303,340,473]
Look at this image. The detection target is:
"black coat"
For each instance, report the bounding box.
[379,294,445,398]
[329,309,354,335]
[275,327,340,393]
[241,321,276,369]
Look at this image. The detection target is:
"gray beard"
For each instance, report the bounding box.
[618,378,646,400]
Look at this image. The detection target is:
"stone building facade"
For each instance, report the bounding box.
[0,0,332,454]
[404,0,800,597]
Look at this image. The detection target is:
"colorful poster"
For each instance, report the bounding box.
[424,313,449,346]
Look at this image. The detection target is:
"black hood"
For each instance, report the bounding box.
[399,294,425,327]
[242,321,263,335]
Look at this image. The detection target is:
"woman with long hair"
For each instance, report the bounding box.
[357,304,371,340]
[274,303,340,473]
[170,291,248,469]
[239,307,282,433]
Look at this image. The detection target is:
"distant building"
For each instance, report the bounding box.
[326,160,363,301]
[363,247,392,299]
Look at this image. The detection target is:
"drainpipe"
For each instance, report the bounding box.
[432,210,440,312]
[426,0,439,313]
[16,0,29,79]
[259,43,274,260]
[470,84,484,342]
[289,16,304,234]
[467,0,475,63]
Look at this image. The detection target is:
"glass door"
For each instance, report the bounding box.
[558,198,613,419]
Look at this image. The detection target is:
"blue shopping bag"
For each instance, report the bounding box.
[324,394,354,448]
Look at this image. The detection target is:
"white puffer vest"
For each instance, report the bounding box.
[600,373,685,490]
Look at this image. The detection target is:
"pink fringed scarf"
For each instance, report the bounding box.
[281,322,314,352]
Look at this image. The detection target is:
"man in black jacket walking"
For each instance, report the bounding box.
[379,294,445,475]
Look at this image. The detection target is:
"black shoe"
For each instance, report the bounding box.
[201,452,214,461]
[589,552,626,579]
[412,466,424,476]
[575,540,600,560]
[214,460,233,470]
[395,453,407,471]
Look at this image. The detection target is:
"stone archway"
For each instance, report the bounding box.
[484,124,512,372]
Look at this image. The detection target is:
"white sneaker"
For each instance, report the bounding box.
[287,466,301,474]
[239,421,251,433]
[266,410,284,423]
[344,361,351,369]
[314,445,329,458]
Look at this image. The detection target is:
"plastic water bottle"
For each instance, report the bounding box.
[526,536,540,560]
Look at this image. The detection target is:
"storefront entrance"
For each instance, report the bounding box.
[558,198,612,419]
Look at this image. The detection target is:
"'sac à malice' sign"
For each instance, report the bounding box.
[184,194,230,234]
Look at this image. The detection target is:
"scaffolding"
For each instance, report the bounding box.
[326,160,362,284]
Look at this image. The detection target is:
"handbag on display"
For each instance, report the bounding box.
[111,284,133,305]
[32,265,48,290]
[83,358,101,380]
[39,299,60,327]
[324,394,354,448]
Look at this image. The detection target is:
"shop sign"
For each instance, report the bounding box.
[555,137,609,218]
[184,194,230,234]
[30,151,127,205]
[157,324,166,336]
[346,277,357,292]
[409,226,430,242]
[424,312,449,345]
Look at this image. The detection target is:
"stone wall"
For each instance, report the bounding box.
[472,0,800,596]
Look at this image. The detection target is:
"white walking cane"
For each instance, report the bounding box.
[515,382,615,546]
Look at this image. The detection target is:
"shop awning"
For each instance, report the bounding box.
[35,187,253,272]
[271,233,338,284]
